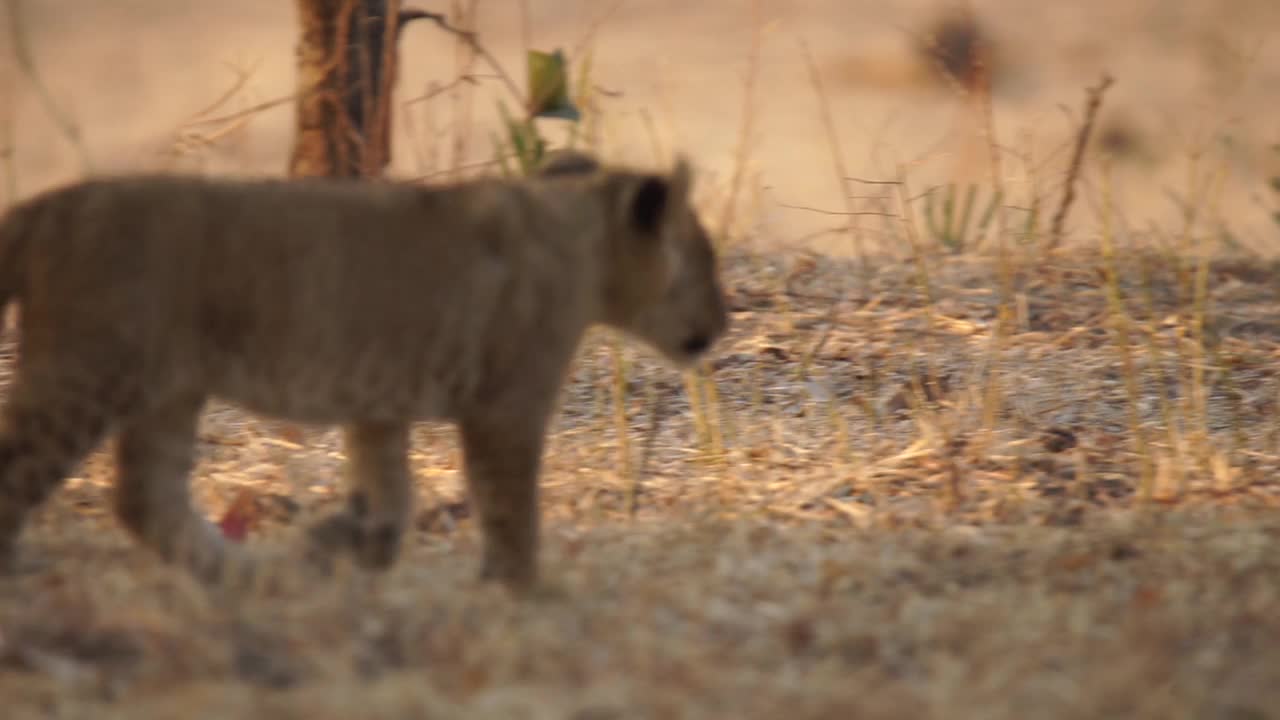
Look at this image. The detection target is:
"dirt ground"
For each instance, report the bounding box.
[3,2,1280,719]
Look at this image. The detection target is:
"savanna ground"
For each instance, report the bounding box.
[3,1,1280,718]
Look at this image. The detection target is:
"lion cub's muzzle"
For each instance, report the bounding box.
[682,333,713,356]
[679,304,730,362]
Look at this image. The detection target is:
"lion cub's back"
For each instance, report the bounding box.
[5,173,592,422]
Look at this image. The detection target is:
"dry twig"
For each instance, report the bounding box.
[399,6,525,108]
[1048,73,1115,250]
[4,0,92,172]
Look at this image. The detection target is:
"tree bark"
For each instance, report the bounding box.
[289,0,402,179]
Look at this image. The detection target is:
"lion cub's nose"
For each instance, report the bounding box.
[682,333,712,356]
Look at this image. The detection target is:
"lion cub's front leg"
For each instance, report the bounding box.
[307,421,413,571]
[458,411,546,591]
[114,394,246,585]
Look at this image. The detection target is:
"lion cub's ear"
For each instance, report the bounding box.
[668,154,692,203]
[626,155,694,235]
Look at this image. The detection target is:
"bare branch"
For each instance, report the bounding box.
[182,59,263,125]
[1049,73,1116,250]
[182,92,301,130]
[4,0,92,172]
[844,176,903,186]
[398,6,525,108]
[776,201,897,218]
[402,74,480,106]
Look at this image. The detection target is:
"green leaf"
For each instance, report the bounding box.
[490,130,514,177]
[527,49,581,121]
[497,100,545,175]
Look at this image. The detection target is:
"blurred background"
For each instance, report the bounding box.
[4,0,1279,255]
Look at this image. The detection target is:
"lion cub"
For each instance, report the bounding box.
[0,152,728,590]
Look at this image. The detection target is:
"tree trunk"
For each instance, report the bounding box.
[289,0,403,179]
[278,0,402,445]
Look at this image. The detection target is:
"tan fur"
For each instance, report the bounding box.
[0,153,729,590]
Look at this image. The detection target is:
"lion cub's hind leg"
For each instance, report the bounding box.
[0,365,116,572]
[306,421,413,573]
[113,393,247,585]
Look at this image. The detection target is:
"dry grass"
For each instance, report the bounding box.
[1,245,1279,719]
[5,2,1280,717]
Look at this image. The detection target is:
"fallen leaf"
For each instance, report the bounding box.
[217,489,260,542]
[1131,584,1163,610]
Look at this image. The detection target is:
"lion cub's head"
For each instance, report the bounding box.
[590,156,730,368]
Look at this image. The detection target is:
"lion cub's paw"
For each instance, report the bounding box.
[304,509,405,575]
